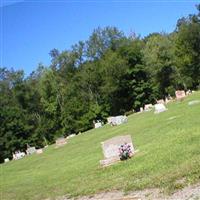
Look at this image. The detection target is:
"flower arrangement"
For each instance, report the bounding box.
[119,143,132,160]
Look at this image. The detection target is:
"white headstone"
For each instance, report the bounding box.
[26,147,36,155]
[36,149,43,154]
[144,104,153,111]
[13,151,26,160]
[67,134,76,139]
[107,116,127,126]
[154,103,167,114]
[94,122,102,128]
[4,158,9,163]
[157,99,165,104]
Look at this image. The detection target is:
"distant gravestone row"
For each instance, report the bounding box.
[138,90,193,115]
[4,146,45,163]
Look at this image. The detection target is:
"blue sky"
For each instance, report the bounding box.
[1,0,199,76]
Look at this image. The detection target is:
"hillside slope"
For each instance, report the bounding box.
[1,92,200,200]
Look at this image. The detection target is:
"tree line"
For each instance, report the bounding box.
[0,5,200,162]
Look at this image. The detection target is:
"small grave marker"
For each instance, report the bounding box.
[154,103,167,114]
[107,116,128,126]
[175,90,186,101]
[36,149,43,154]
[26,147,36,155]
[4,158,9,163]
[55,137,67,148]
[157,99,165,104]
[94,122,102,128]
[13,151,26,160]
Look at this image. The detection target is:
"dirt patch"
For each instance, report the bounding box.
[56,183,200,200]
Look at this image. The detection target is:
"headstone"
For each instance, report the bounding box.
[36,149,43,154]
[94,122,102,128]
[157,99,165,104]
[26,147,36,155]
[186,90,192,95]
[107,116,128,126]
[140,107,143,112]
[154,103,167,114]
[4,158,9,163]
[107,117,114,124]
[55,137,67,148]
[13,151,26,160]
[100,135,135,167]
[175,90,186,101]
[144,104,153,111]
[67,134,76,139]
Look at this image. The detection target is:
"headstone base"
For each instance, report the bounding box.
[100,151,138,167]
[100,156,120,167]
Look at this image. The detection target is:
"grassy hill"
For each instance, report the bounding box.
[1,92,200,200]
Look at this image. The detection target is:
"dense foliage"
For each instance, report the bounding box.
[0,5,200,162]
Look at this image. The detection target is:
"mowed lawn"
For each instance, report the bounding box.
[1,92,200,200]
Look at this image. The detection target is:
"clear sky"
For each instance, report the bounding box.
[1,0,200,76]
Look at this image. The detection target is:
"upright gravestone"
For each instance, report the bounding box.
[55,137,67,148]
[144,104,153,111]
[157,99,165,104]
[36,149,43,154]
[107,116,128,126]
[100,135,135,167]
[175,90,186,101]
[94,122,102,128]
[26,147,36,155]
[154,103,167,114]
[4,158,9,163]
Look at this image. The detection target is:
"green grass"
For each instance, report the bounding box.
[1,92,200,200]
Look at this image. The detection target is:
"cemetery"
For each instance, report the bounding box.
[1,91,200,200]
[2,2,200,199]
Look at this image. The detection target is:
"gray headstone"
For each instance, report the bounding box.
[26,147,36,155]
[100,135,135,167]
[154,103,167,114]
[4,158,9,163]
[94,122,102,128]
[107,116,128,126]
